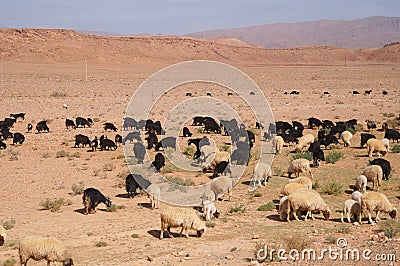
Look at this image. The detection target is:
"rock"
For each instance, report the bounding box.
[147,255,153,262]
[250,260,259,265]
[313,229,318,233]
[252,235,259,239]
[225,255,233,260]
[230,247,238,253]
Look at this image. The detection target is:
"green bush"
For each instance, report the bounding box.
[292,152,313,161]
[40,198,72,212]
[71,181,85,196]
[229,205,246,213]
[392,145,400,153]
[105,204,125,212]
[2,258,17,266]
[380,219,400,238]
[166,176,195,186]
[346,127,356,134]
[55,150,69,158]
[1,219,16,230]
[326,151,344,164]
[273,167,284,177]
[131,233,139,238]
[96,241,107,247]
[321,181,343,196]
[257,202,275,212]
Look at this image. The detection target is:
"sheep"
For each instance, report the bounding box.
[366,138,388,157]
[211,176,233,201]
[287,158,313,180]
[355,175,367,192]
[341,199,361,223]
[286,190,331,222]
[82,188,112,215]
[278,196,289,221]
[293,134,314,152]
[351,191,363,203]
[251,162,272,187]
[281,183,309,196]
[160,207,206,239]
[362,165,383,191]
[360,191,397,224]
[201,189,216,202]
[275,135,284,154]
[147,184,160,209]
[340,130,353,147]
[288,176,312,189]
[381,138,390,152]
[18,236,73,266]
[201,200,220,221]
[0,225,6,246]
[199,145,217,164]
[369,158,391,180]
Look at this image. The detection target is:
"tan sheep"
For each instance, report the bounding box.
[281,183,309,196]
[19,236,73,266]
[366,138,388,157]
[201,189,216,202]
[201,200,220,221]
[355,175,367,192]
[294,134,314,152]
[288,176,312,189]
[341,199,361,223]
[160,207,206,239]
[287,158,313,179]
[340,131,353,147]
[275,135,284,154]
[278,196,289,221]
[211,176,233,201]
[351,191,363,203]
[147,184,160,209]
[0,225,6,246]
[286,190,330,222]
[360,191,397,224]
[251,162,272,188]
[362,165,383,191]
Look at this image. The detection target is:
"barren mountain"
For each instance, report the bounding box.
[0,28,398,65]
[187,16,400,49]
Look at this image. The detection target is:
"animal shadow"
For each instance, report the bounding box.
[115,193,130,199]
[266,214,281,222]
[74,208,86,215]
[138,202,153,209]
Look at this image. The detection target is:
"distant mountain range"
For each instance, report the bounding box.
[187,16,400,49]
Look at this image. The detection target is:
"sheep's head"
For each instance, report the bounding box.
[213,210,221,219]
[62,258,73,266]
[196,228,205,238]
[389,208,397,219]
[0,236,5,246]
[323,208,331,220]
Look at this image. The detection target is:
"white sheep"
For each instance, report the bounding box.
[288,176,313,189]
[360,191,397,224]
[341,199,361,223]
[19,236,73,266]
[355,175,367,192]
[160,207,206,239]
[251,162,272,187]
[0,225,6,246]
[201,200,220,221]
[286,190,330,222]
[281,183,309,196]
[381,138,390,152]
[278,196,289,221]
[351,191,363,203]
[340,131,353,147]
[287,158,313,179]
[199,145,217,164]
[275,135,284,154]
[201,189,216,202]
[294,134,315,152]
[367,138,388,157]
[147,183,160,209]
[211,175,233,201]
[362,165,383,191]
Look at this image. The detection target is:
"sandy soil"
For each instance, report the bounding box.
[0,58,399,266]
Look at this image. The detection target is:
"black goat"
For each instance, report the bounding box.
[369,158,391,180]
[36,120,49,133]
[182,127,192,137]
[123,117,139,130]
[10,113,25,121]
[155,137,176,151]
[384,129,400,143]
[27,123,33,132]
[82,188,112,215]
[90,136,98,151]
[99,135,117,150]
[212,161,231,178]
[76,117,92,128]
[104,122,118,132]
[152,153,165,172]
[0,140,6,149]
[188,137,210,159]
[75,134,91,148]
[115,134,122,145]
[133,143,146,164]
[65,119,76,130]
[12,132,25,145]
[125,174,143,198]
[145,132,158,149]
[360,133,376,147]
[123,131,142,144]
[312,148,325,167]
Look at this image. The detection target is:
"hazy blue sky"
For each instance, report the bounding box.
[1,0,399,35]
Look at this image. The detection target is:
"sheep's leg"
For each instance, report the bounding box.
[367,212,374,224]
[179,226,184,237]
[227,189,232,201]
[341,211,345,223]
[310,211,315,220]
[293,211,301,221]
[375,211,381,222]
[304,211,309,221]
[347,212,351,223]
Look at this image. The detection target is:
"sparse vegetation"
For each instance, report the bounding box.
[40,198,72,212]
[336,225,350,234]
[96,241,107,247]
[257,202,275,211]
[326,151,344,164]
[380,219,400,238]
[206,221,215,228]
[71,181,85,196]
[325,235,337,244]
[41,152,51,158]
[383,112,396,118]
[321,181,343,195]
[392,144,400,153]
[105,204,125,212]
[284,235,311,251]
[165,176,195,186]
[131,233,139,238]
[312,179,321,190]
[103,162,115,171]
[229,205,245,213]
[55,150,69,158]
[219,145,230,152]
[346,127,356,134]
[273,167,284,177]
[292,152,313,161]
[183,146,195,157]
[1,219,16,230]
[2,258,17,266]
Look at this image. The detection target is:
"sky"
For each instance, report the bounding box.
[0,0,399,35]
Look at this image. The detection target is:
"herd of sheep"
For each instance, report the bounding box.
[1,107,400,265]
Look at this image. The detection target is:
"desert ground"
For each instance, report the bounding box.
[0,31,400,266]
